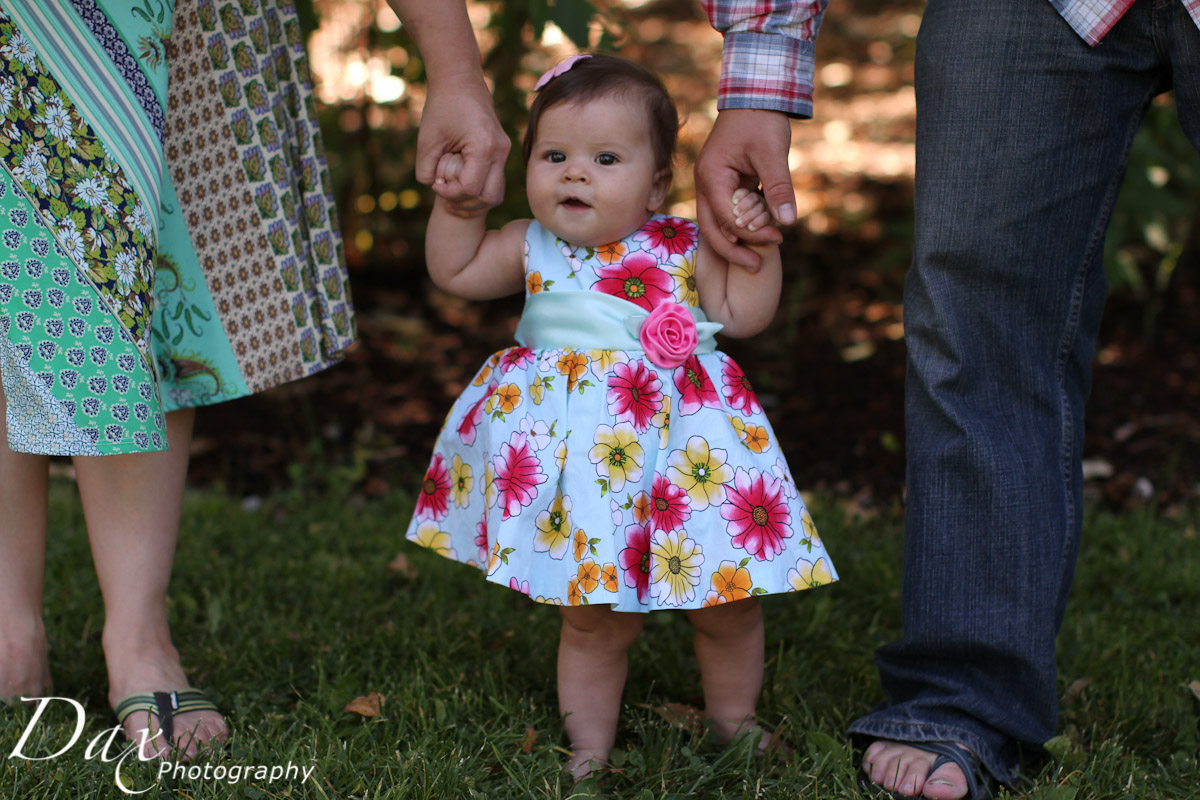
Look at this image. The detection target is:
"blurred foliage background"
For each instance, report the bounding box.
[187,0,1200,505]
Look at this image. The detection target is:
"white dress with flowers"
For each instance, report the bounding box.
[404,215,837,611]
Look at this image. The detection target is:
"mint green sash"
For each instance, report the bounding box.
[514,291,722,353]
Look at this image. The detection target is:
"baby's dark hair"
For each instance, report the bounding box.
[522,54,678,172]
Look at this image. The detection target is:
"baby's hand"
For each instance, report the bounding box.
[436,152,493,218]
[730,188,773,235]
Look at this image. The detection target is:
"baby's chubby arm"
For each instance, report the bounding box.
[694,188,783,338]
[425,153,528,300]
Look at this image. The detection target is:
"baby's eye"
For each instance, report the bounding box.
[544,151,565,163]
[595,153,618,166]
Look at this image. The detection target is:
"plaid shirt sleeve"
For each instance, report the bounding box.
[702,0,829,119]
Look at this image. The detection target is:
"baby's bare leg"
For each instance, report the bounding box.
[557,605,644,779]
[684,597,764,742]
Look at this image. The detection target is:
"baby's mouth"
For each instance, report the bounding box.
[560,197,591,210]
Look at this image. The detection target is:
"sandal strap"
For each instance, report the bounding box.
[114,690,220,747]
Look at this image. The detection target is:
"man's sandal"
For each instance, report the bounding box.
[857,740,995,800]
[114,689,221,755]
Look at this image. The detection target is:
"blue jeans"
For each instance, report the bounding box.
[847,0,1200,785]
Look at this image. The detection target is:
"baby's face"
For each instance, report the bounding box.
[526,94,670,247]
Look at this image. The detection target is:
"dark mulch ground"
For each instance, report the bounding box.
[191,218,1200,512]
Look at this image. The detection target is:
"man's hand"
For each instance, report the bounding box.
[694,108,795,271]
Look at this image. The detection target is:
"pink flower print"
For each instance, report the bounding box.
[492,432,547,519]
[720,356,763,414]
[475,513,489,564]
[593,252,673,311]
[415,454,451,521]
[458,381,498,446]
[509,577,531,596]
[633,216,697,261]
[499,347,536,374]
[673,356,721,416]
[648,472,691,532]
[618,522,653,604]
[720,467,793,561]
[606,360,663,432]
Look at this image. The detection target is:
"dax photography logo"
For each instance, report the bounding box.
[7,697,317,795]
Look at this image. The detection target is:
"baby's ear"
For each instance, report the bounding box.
[647,167,672,211]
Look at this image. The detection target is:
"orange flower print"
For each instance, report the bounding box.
[631,491,652,525]
[741,423,770,454]
[578,559,601,594]
[473,353,500,386]
[572,527,589,562]
[595,241,627,265]
[710,560,753,603]
[555,350,590,392]
[527,270,546,294]
[567,576,583,606]
[702,590,726,608]
[600,563,619,592]
[488,383,522,415]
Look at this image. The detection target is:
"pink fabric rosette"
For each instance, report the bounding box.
[638,302,699,369]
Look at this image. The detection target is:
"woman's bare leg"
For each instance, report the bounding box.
[73,408,227,759]
[0,384,52,702]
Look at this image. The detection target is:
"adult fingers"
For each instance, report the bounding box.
[698,193,762,272]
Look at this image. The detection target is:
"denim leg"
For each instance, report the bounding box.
[847,0,1177,785]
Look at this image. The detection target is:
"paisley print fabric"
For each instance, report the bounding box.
[406,216,837,612]
[0,0,354,455]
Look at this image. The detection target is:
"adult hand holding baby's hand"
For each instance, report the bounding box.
[417,72,510,208]
[435,153,495,218]
[694,109,792,272]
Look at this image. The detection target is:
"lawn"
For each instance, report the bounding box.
[2,480,1197,799]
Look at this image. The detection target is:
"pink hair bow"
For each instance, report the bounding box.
[534,54,592,91]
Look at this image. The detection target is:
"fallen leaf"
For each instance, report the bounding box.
[388,552,417,578]
[1063,677,1092,703]
[638,702,705,734]
[1186,680,1200,702]
[344,692,385,717]
[520,727,538,754]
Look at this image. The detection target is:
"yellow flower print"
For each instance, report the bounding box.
[567,576,583,606]
[653,396,671,449]
[595,241,627,264]
[788,556,834,590]
[555,438,568,471]
[578,559,601,594]
[710,560,753,603]
[534,492,573,560]
[487,541,502,576]
[450,454,473,508]
[666,436,732,510]
[556,350,590,392]
[600,563,619,592]
[649,529,704,607]
[588,423,645,493]
[483,460,497,508]
[489,383,522,415]
[588,349,627,380]
[631,491,652,524]
[412,521,455,558]
[800,509,822,548]
[665,251,699,306]
[572,527,589,562]
[527,270,546,294]
[531,375,548,405]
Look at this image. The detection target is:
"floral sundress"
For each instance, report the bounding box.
[405,215,837,611]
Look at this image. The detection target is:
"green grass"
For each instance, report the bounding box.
[2,481,1197,798]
